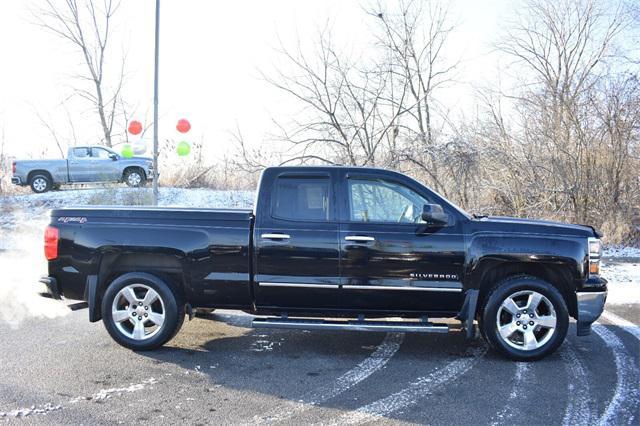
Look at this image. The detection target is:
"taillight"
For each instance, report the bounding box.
[44,226,59,260]
[12,161,16,174]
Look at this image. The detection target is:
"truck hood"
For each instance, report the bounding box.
[474,215,599,238]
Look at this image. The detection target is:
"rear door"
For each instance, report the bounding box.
[253,171,340,310]
[338,171,466,315]
[67,147,92,182]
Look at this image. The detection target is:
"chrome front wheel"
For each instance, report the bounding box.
[496,290,557,351]
[481,276,569,361]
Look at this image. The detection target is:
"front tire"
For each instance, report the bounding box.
[30,174,52,193]
[480,275,568,361]
[101,273,185,350]
[124,168,146,187]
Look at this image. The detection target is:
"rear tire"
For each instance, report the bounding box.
[30,174,52,193]
[480,275,568,361]
[101,272,185,351]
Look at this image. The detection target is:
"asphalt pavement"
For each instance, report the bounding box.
[0,301,638,425]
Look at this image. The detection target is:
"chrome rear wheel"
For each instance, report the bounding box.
[111,284,165,341]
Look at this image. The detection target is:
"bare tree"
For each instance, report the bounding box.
[259,24,406,167]
[34,0,125,148]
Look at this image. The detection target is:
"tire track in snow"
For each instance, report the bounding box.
[561,343,595,426]
[251,333,404,424]
[593,324,640,426]
[488,362,530,426]
[601,311,640,341]
[324,346,487,426]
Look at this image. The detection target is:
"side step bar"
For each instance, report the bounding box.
[252,317,449,333]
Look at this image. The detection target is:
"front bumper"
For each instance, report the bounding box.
[39,276,62,300]
[576,289,607,336]
[11,176,21,185]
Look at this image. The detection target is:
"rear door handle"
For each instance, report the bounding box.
[345,235,375,242]
[261,233,291,240]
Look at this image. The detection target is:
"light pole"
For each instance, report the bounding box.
[152,0,160,205]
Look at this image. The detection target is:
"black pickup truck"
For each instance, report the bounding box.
[41,166,607,360]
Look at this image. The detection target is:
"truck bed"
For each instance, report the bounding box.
[48,206,255,307]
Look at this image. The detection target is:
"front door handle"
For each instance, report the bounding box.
[261,233,291,240]
[345,235,375,242]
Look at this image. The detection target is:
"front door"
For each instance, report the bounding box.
[89,147,119,182]
[339,173,466,315]
[254,172,340,311]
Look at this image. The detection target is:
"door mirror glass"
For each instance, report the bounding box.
[421,204,448,226]
[109,153,118,161]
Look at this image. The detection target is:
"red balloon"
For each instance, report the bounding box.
[176,118,191,133]
[128,120,143,135]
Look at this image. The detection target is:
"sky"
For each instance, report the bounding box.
[0,0,516,160]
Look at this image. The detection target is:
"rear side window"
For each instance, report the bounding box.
[271,177,330,222]
[73,148,90,158]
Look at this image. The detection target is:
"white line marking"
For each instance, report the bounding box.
[489,362,530,426]
[326,346,487,425]
[561,344,595,426]
[593,324,640,426]
[252,333,404,424]
[601,311,640,341]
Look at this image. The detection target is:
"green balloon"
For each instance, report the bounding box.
[177,141,191,156]
[121,144,133,158]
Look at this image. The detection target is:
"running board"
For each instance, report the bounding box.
[252,317,449,333]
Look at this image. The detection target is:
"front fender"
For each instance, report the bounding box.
[465,233,587,290]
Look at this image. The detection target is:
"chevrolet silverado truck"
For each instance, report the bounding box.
[40,166,607,360]
[12,146,153,193]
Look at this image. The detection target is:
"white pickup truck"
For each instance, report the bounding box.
[11,146,153,193]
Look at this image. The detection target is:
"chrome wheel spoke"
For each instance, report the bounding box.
[133,321,146,340]
[112,310,130,323]
[122,287,138,305]
[536,315,556,328]
[501,298,520,315]
[523,330,538,350]
[526,292,543,313]
[147,312,164,326]
[499,322,518,339]
[142,289,159,306]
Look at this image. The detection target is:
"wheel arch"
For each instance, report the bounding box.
[122,166,146,181]
[474,260,578,320]
[89,251,188,322]
[27,169,53,184]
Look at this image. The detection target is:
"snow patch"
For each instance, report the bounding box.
[601,261,640,305]
[327,346,486,425]
[593,324,640,426]
[254,333,404,424]
[603,246,640,259]
[0,403,62,419]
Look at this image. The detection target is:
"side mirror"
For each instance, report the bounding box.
[421,204,448,226]
[109,153,118,161]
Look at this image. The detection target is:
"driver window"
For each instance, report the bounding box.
[91,148,112,159]
[348,178,429,223]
